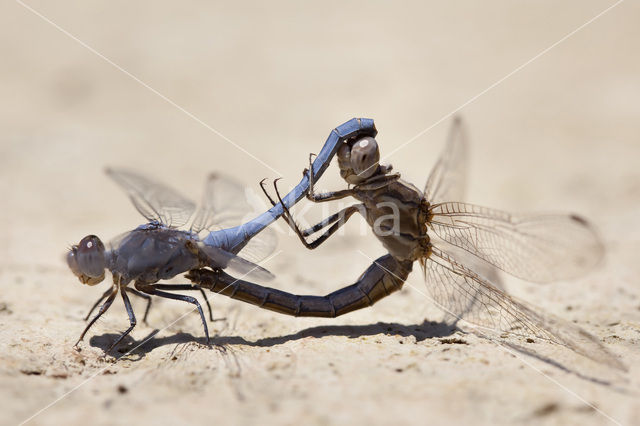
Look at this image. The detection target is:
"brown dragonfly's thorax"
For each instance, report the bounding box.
[354,178,430,262]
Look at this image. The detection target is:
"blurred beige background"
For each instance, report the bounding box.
[1,1,639,425]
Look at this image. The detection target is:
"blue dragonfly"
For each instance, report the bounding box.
[66,119,377,352]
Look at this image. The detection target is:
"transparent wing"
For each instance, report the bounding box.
[199,244,274,282]
[107,230,134,250]
[433,237,504,290]
[191,173,252,233]
[106,168,196,228]
[191,173,277,264]
[428,202,604,283]
[423,246,625,370]
[234,228,277,265]
[423,116,468,203]
[428,237,504,327]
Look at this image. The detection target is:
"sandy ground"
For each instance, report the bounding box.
[1,1,639,425]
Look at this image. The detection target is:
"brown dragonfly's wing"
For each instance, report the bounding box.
[191,173,277,264]
[423,246,625,370]
[423,116,468,204]
[432,237,504,290]
[427,237,504,328]
[106,168,196,228]
[428,202,604,283]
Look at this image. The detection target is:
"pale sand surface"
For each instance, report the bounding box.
[1,1,639,425]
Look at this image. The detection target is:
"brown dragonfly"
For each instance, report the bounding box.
[188,117,624,371]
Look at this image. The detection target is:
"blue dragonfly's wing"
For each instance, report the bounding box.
[423,116,468,204]
[192,173,277,271]
[198,243,274,282]
[191,173,255,232]
[106,168,196,228]
[106,230,134,251]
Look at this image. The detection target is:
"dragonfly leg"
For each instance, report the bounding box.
[305,153,356,201]
[199,288,214,322]
[135,282,210,345]
[189,254,413,318]
[259,178,278,206]
[83,287,113,321]
[264,179,360,240]
[273,178,362,249]
[75,285,118,347]
[260,175,354,206]
[125,288,152,324]
[306,188,355,202]
[300,206,367,237]
[261,177,358,241]
[106,289,137,353]
[149,284,221,322]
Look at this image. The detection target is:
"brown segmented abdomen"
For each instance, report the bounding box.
[187,254,412,318]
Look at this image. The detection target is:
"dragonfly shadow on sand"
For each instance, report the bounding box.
[89,330,208,360]
[88,320,458,359]
[497,340,629,391]
[246,320,458,347]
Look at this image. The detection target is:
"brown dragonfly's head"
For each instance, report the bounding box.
[66,235,106,285]
[337,136,391,185]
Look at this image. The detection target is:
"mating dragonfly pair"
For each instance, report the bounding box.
[67,118,623,370]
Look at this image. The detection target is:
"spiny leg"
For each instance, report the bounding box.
[136,283,210,344]
[305,187,355,203]
[84,288,113,321]
[259,178,277,206]
[306,153,356,202]
[106,290,137,353]
[199,288,220,322]
[258,152,318,206]
[262,178,357,238]
[273,178,362,249]
[301,209,355,237]
[125,288,152,324]
[123,288,214,326]
[260,172,354,207]
[150,284,222,322]
[75,286,118,347]
[274,177,318,245]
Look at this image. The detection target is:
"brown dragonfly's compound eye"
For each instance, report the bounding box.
[337,142,352,169]
[350,137,380,179]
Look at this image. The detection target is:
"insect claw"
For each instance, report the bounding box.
[259,178,277,206]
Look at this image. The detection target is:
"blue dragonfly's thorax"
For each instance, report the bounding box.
[134,220,163,231]
[109,223,201,283]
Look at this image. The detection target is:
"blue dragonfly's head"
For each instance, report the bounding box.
[67,235,106,285]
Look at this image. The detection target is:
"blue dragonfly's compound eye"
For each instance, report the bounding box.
[350,137,380,179]
[67,235,106,285]
[66,248,81,276]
